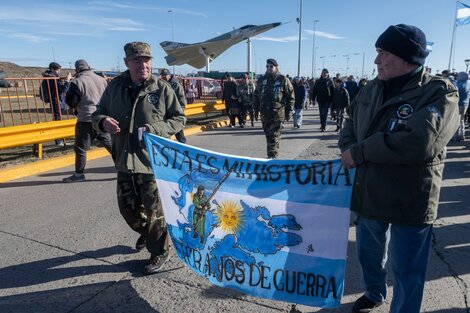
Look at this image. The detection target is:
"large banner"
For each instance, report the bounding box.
[145,134,354,308]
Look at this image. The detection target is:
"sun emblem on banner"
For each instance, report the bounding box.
[215,200,244,233]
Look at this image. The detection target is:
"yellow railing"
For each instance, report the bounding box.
[0,100,225,158]
[184,100,225,116]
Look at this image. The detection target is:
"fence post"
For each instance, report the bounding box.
[33,143,43,159]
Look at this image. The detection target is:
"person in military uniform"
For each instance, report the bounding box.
[253,58,295,158]
[160,68,187,143]
[192,185,211,244]
[238,73,256,127]
[91,42,185,275]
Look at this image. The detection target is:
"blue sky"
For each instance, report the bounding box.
[1,0,469,78]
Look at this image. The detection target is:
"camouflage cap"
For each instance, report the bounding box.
[124,41,152,60]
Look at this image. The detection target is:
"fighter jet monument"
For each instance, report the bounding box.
[160,22,282,72]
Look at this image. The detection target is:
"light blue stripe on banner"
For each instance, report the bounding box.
[168,224,345,308]
[146,133,351,308]
[144,134,354,208]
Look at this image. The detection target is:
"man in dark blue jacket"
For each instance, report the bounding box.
[345,75,359,101]
[40,62,71,145]
[311,68,334,131]
[293,77,306,128]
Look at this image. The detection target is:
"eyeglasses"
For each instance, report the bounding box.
[266,65,274,68]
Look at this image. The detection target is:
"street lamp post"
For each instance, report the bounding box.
[311,19,319,78]
[320,56,326,69]
[168,9,175,74]
[361,52,365,78]
[297,0,303,77]
[342,54,350,76]
[330,55,336,71]
[465,59,470,72]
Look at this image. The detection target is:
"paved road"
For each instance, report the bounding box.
[1,108,469,313]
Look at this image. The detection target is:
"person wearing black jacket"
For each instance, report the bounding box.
[332,78,350,131]
[222,74,240,127]
[293,77,306,128]
[311,68,334,131]
[40,62,71,122]
[345,75,359,101]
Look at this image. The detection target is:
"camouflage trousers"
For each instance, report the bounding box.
[261,115,282,159]
[117,172,168,255]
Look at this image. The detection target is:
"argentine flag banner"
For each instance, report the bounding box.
[456,1,470,26]
[145,134,354,308]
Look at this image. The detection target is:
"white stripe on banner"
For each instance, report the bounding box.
[144,133,354,308]
[456,1,470,26]
[158,181,350,260]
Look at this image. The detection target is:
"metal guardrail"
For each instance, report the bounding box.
[0,76,224,128]
[0,77,73,128]
[184,101,225,116]
[0,100,225,158]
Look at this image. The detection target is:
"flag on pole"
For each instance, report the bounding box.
[426,41,434,52]
[456,1,470,26]
[144,134,354,308]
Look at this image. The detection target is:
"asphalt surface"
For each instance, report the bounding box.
[0,107,469,313]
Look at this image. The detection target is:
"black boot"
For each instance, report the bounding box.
[143,251,169,275]
[135,235,147,251]
[175,130,187,143]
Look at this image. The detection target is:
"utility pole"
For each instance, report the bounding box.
[320,56,326,69]
[361,52,365,78]
[342,54,350,76]
[297,0,303,77]
[169,9,175,74]
[247,38,252,77]
[311,19,319,78]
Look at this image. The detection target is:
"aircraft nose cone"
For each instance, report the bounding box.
[272,22,281,28]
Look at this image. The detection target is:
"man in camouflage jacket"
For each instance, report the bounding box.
[253,59,294,158]
[92,42,185,275]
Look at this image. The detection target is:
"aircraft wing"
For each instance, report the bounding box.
[160,22,282,69]
[161,39,237,69]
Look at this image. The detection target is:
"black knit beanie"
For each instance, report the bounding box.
[375,24,429,65]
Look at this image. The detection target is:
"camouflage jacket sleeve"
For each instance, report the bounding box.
[283,77,295,114]
[253,80,261,112]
